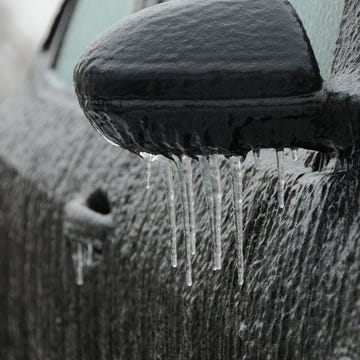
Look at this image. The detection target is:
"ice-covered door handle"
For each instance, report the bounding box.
[63,190,113,286]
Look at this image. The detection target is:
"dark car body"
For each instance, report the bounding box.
[0,0,359,359]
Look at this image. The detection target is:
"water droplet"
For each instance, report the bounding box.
[276,149,285,209]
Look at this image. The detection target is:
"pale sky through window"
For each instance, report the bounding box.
[0,0,62,102]
[1,0,62,43]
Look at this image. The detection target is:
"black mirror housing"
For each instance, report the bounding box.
[74,0,358,157]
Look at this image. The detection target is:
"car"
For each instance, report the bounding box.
[0,0,358,359]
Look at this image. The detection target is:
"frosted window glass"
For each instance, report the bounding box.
[289,0,344,80]
[56,0,137,84]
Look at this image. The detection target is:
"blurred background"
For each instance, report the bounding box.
[0,0,61,102]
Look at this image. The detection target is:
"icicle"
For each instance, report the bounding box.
[141,152,158,190]
[75,242,84,286]
[199,156,216,268]
[159,157,178,268]
[276,149,285,209]
[253,148,261,168]
[145,156,151,190]
[209,155,223,270]
[291,148,299,161]
[183,156,196,255]
[175,156,192,286]
[199,155,223,270]
[86,243,93,267]
[230,157,244,285]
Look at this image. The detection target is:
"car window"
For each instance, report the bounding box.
[55,0,137,84]
[289,0,344,79]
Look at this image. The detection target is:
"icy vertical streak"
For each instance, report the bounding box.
[276,149,285,209]
[141,152,158,190]
[76,242,84,286]
[230,157,244,285]
[145,156,151,190]
[199,156,216,269]
[209,155,222,270]
[253,148,261,168]
[160,157,178,268]
[183,156,196,255]
[175,157,192,286]
[292,148,298,161]
[86,243,93,267]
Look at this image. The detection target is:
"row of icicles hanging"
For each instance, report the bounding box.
[142,148,298,287]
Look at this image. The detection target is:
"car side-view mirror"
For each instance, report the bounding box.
[74,0,359,158]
